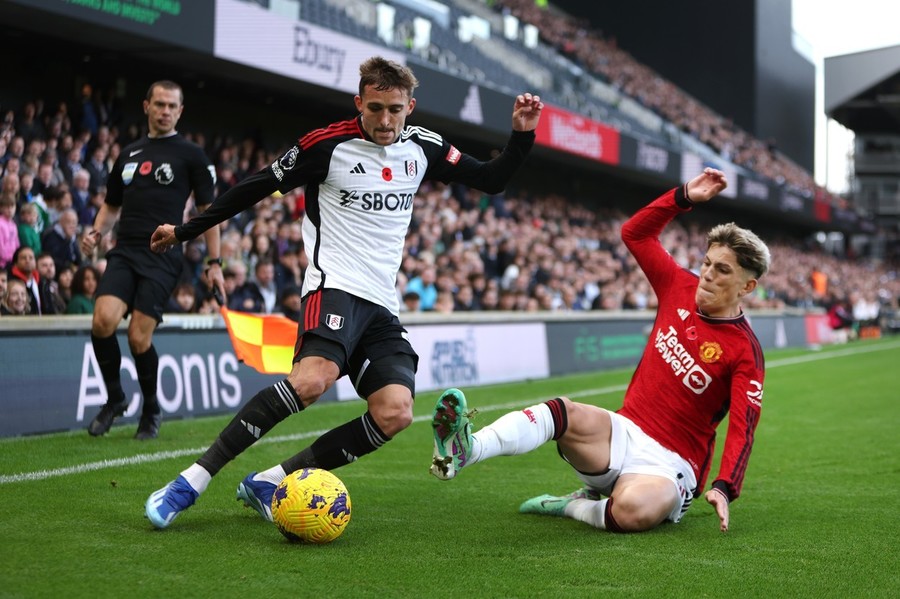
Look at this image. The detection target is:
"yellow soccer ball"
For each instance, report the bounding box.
[272,468,351,544]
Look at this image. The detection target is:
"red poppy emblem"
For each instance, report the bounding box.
[382,167,392,181]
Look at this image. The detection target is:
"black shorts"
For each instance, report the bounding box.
[294,288,419,398]
[95,244,182,322]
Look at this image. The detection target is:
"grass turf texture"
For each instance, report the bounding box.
[1,337,898,598]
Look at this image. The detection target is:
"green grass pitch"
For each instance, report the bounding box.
[1,337,898,598]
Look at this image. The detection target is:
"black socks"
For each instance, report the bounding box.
[198,379,303,476]
[281,412,390,472]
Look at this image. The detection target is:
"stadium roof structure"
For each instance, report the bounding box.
[824,44,900,134]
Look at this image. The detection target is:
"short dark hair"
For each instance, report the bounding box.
[146,80,183,105]
[358,57,418,99]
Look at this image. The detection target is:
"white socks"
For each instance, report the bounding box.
[471,403,557,465]
[565,497,610,530]
[179,463,287,496]
[181,463,212,494]
[257,465,287,486]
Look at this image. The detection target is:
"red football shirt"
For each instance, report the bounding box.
[618,187,765,500]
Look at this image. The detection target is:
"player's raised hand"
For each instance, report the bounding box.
[512,93,544,132]
[705,488,730,532]
[150,224,179,253]
[685,167,728,203]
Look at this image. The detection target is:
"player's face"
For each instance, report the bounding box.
[695,243,757,318]
[144,86,183,137]
[354,85,415,146]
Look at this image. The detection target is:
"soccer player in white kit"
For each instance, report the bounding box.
[145,56,544,529]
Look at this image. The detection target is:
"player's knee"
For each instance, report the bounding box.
[91,312,118,337]
[291,377,329,405]
[611,494,670,532]
[127,332,151,354]
[368,394,413,437]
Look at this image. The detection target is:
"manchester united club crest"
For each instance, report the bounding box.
[699,341,723,363]
[326,314,344,330]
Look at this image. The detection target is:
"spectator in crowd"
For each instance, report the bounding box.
[16,201,42,255]
[231,258,277,314]
[31,161,56,202]
[15,101,45,145]
[83,143,109,194]
[8,246,53,315]
[401,290,421,312]
[35,252,67,314]
[40,185,71,230]
[431,168,769,535]
[18,171,36,205]
[166,282,198,314]
[66,264,100,314]
[3,157,21,186]
[223,261,254,311]
[0,193,19,269]
[406,265,438,311]
[220,263,242,303]
[77,83,100,137]
[453,284,479,311]
[80,80,222,442]
[81,186,106,233]
[3,135,24,165]
[144,56,544,529]
[70,169,93,225]
[279,285,302,322]
[433,290,455,313]
[273,244,303,294]
[246,232,276,277]
[1,277,31,316]
[59,142,84,187]
[56,263,76,305]
[41,207,81,273]
[0,269,7,306]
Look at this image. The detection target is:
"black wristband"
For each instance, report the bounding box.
[206,257,222,267]
[711,480,732,503]
[674,184,694,209]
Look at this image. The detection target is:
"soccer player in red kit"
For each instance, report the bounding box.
[431,168,769,533]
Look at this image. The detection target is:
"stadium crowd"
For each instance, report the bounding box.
[494,0,826,196]
[0,79,897,332]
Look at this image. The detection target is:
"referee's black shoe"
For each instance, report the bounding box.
[134,412,161,441]
[88,400,128,436]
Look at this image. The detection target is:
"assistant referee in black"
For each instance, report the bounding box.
[82,80,224,440]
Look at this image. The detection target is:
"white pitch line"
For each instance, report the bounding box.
[2,340,898,485]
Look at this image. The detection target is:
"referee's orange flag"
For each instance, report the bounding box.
[220,307,296,374]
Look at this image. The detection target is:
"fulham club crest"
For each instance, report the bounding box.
[326,314,345,330]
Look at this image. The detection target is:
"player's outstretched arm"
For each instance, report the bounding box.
[705,488,730,532]
[512,92,544,132]
[685,167,728,204]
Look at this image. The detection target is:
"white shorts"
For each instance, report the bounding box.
[570,410,697,523]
